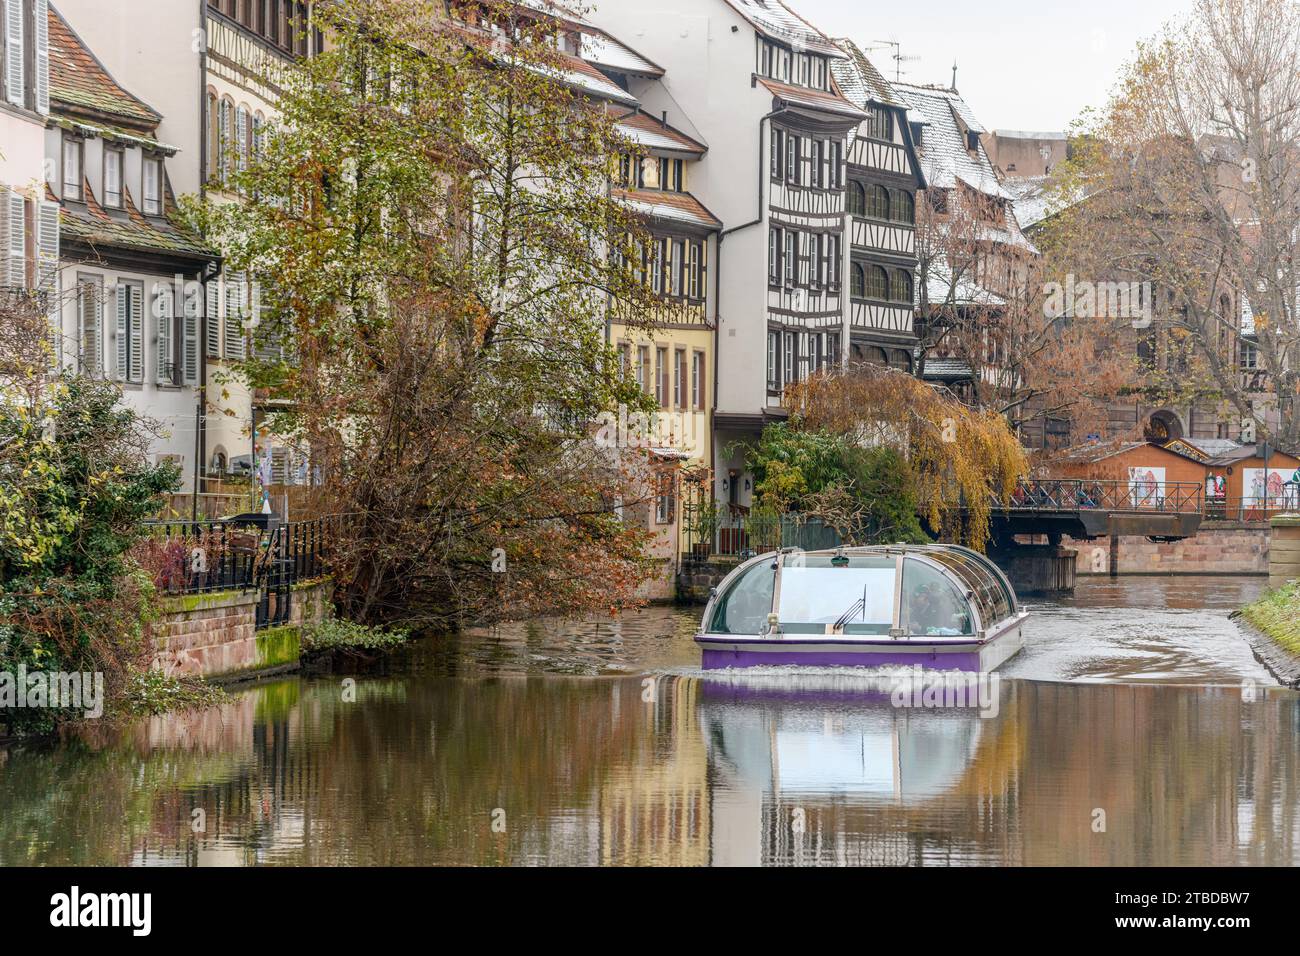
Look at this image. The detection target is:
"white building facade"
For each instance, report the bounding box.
[44,5,217,491]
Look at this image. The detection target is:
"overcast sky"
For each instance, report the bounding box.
[792,0,1195,132]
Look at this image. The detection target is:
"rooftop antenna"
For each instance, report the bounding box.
[869,39,920,83]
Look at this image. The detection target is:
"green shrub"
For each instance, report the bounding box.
[122,670,228,717]
[301,617,410,654]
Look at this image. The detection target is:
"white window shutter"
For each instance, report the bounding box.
[129,285,143,382]
[34,0,48,115]
[224,273,246,360]
[46,269,60,367]
[37,198,58,291]
[4,0,23,108]
[236,106,248,175]
[115,284,129,380]
[3,190,25,288]
[182,283,200,385]
[205,279,221,357]
[155,282,174,385]
[217,100,230,181]
[0,188,10,286]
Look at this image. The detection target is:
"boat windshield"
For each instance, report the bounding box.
[777,556,896,635]
[708,560,776,634]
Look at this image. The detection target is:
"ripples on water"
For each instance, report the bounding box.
[0,575,1295,866]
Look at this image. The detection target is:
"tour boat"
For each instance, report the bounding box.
[696,544,1028,672]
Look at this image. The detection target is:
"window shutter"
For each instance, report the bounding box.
[80,277,101,376]
[34,0,48,114]
[0,188,10,286]
[155,283,174,385]
[206,279,221,357]
[182,282,200,385]
[115,284,129,380]
[129,285,143,382]
[4,190,24,287]
[236,106,248,175]
[224,273,246,359]
[37,198,58,291]
[217,99,231,181]
[4,0,23,108]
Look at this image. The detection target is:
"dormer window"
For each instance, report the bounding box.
[758,38,829,90]
[104,148,124,209]
[142,156,163,215]
[865,106,892,142]
[62,136,83,201]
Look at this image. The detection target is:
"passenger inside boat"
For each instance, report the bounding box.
[902,558,973,636]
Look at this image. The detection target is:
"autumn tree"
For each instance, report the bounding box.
[784,364,1028,548]
[1054,0,1300,449]
[189,0,664,627]
[915,173,1131,449]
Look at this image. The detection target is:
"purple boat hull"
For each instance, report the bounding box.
[696,617,1026,673]
[700,646,984,670]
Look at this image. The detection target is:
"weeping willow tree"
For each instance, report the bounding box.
[784,364,1028,549]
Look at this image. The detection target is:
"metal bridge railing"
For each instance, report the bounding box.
[1000,479,1204,514]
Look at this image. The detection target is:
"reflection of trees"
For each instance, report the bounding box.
[2,674,1298,866]
[703,681,1300,866]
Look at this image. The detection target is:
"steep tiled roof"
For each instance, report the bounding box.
[722,0,845,58]
[47,5,159,130]
[580,30,664,77]
[1004,174,1090,231]
[895,83,1007,199]
[614,188,722,231]
[757,77,865,120]
[921,357,975,382]
[61,180,213,262]
[830,39,904,109]
[553,52,639,106]
[613,109,706,155]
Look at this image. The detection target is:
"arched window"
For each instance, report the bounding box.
[868,184,890,220]
[892,189,915,224]
[867,265,889,300]
[848,180,866,217]
[890,269,913,303]
[851,262,865,298]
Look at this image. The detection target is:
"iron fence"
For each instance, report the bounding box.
[1205,483,1300,521]
[681,500,843,563]
[140,515,335,629]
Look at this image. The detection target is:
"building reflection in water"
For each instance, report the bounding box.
[0,672,1298,866]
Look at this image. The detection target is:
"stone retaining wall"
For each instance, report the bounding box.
[1271,515,1300,588]
[677,559,740,604]
[151,579,333,681]
[1063,522,1270,576]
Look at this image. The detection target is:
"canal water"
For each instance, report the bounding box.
[3,575,1297,866]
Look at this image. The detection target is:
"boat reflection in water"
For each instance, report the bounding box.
[697,545,1028,672]
[691,670,1023,865]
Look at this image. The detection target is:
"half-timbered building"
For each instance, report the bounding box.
[589,0,865,516]
[894,80,1037,403]
[832,39,925,372]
